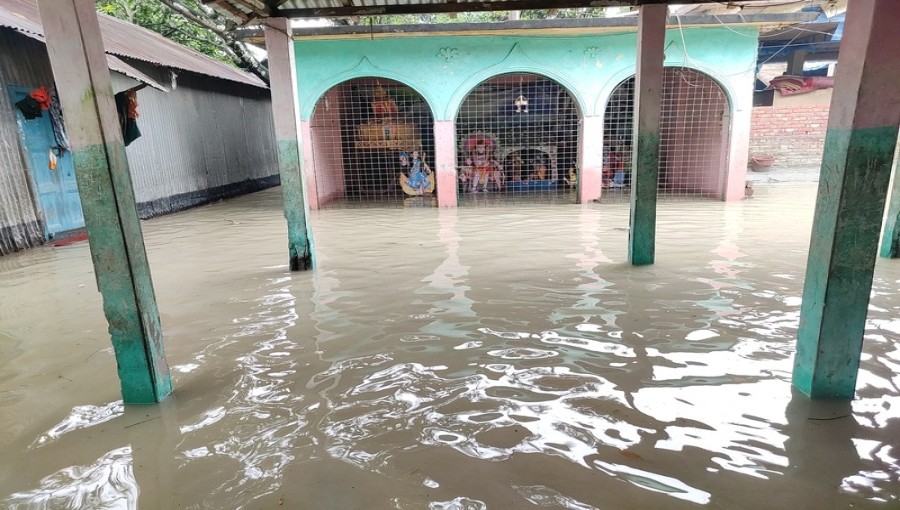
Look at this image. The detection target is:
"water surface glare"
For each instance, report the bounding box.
[1,184,899,509]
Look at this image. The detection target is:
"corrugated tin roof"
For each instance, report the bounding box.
[0,0,266,89]
[213,0,845,22]
[0,9,168,90]
[106,56,169,91]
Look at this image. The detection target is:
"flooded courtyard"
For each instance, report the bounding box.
[1,183,899,509]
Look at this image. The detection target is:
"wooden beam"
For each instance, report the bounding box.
[214,0,251,22]
[233,0,272,17]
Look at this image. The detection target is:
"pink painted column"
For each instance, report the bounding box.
[434,120,458,208]
[299,120,320,210]
[723,96,752,202]
[578,116,604,203]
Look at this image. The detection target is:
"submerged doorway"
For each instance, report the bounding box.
[602,68,730,201]
[455,73,581,206]
[8,86,83,238]
[308,78,436,209]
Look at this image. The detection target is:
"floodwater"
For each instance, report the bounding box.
[1,183,899,509]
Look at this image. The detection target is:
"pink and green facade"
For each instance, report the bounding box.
[291,24,759,208]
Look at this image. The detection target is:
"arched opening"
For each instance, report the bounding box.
[603,68,731,200]
[455,73,581,205]
[309,78,436,208]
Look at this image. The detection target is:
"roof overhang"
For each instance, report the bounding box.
[208,0,835,25]
[0,0,266,89]
[0,26,168,91]
[236,12,817,41]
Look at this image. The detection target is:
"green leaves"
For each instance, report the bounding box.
[95,0,234,65]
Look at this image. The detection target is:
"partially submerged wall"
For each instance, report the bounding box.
[111,62,280,219]
[0,28,280,256]
[0,30,53,254]
[293,26,759,201]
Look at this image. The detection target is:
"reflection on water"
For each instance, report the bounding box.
[2,184,900,508]
[5,446,138,510]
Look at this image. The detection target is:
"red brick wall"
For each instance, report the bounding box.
[750,105,830,168]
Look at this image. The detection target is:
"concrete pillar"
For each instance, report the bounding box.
[628,4,666,266]
[434,120,458,207]
[578,116,604,203]
[794,0,900,399]
[880,158,900,258]
[37,0,171,403]
[264,18,313,270]
[299,120,320,210]
[723,72,753,202]
[786,49,807,76]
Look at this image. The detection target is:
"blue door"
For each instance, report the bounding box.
[8,86,83,238]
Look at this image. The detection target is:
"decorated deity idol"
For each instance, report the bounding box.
[460,134,503,193]
[399,150,434,196]
[371,82,398,117]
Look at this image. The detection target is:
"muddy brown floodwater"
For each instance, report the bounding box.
[1,183,899,509]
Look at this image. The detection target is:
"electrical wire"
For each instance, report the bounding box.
[674,13,813,81]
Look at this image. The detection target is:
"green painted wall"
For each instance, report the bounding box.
[293,26,758,121]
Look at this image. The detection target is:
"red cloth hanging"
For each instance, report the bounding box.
[29,86,51,110]
[125,89,139,119]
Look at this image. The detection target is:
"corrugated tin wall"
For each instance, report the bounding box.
[0,29,52,254]
[0,28,280,255]
[110,62,279,217]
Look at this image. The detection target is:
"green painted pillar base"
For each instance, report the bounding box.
[879,159,900,259]
[794,126,899,399]
[793,0,900,399]
[289,247,313,271]
[629,132,661,266]
[277,139,314,272]
[628,5,665,267]
[74,144,173,404]
[38,0,172,404]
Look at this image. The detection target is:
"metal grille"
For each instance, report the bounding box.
[455,73,580,206]
[310,78,436,209]
[602,67,730,201]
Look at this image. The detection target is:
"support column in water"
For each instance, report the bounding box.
[628,5,666,266]
[265,17,314,271]
[794,0,900,398]
[37,0,172,403]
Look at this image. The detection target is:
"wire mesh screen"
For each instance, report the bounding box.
[456,73,580,206]
[602,68,730,202]
[310,78,436,209]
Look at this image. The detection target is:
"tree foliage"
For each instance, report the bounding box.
[97,0,228,61]
[96,0,267,82]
